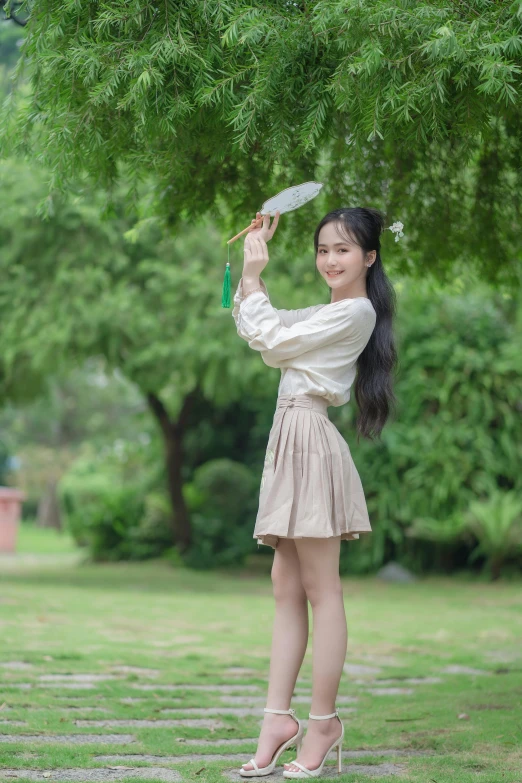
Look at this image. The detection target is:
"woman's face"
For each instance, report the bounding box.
[316,221,375,290]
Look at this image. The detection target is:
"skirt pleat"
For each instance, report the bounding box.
[254,393,373,550]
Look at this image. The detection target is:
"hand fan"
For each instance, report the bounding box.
[222,181,324,307]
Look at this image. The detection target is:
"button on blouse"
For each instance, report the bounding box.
[232,277,377,408]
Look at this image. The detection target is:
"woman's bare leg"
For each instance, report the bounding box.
[241,537,309,772]
[284,536,345,773]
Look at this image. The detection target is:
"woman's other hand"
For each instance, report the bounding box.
[247,210,280,242]
[242,210,279,282]
[243,231,270,280]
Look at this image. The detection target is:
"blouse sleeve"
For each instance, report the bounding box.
[232,276,325,328]
[232,282,374,367]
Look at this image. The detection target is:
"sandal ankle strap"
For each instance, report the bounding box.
[264,707,296,715]
[308,709,338,719]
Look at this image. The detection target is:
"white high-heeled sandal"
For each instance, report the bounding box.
[239,707,304,777]
[282,708,344,778]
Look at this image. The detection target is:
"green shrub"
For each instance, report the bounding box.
[59,446,172,561]
[338,281,522,576]
[180,458,258,569]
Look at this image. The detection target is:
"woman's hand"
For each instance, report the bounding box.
[242,210,280,280]
[243,232,270,280]
[247,210,280,242]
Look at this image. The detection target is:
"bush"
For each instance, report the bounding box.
[59,446,172,561]
[180,458,258,569]
[337,281,522,576]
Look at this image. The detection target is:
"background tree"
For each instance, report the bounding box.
[2,0,521,284]
[0,157,297,551]
[0,358,146,528]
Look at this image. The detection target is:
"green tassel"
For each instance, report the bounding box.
[221,245,231,308]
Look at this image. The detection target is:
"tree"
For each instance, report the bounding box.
[0,358,148,529]
[0,157,281,551]
[1,0,521,284]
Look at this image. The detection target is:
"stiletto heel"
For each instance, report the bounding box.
[283,708,344,778]
[239,707,304,777]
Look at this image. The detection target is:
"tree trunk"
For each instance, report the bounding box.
[490,555,503,581]
[36,478,62,530]
[146,390,197,553]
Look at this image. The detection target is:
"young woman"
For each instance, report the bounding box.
[232,207,397,778]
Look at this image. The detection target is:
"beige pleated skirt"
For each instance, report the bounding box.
[254,393,373,550]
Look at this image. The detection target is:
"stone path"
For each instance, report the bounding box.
[0,663,34,671]
[439,665,492,675]
[38,675,117,682]
[0,735,136,745]
[75,719,227,728]
[130,683,261,692]
[2,683,96,690]
[95,749,432,763]
[222,763,407,779]
[366,687,414,695]
[0,768,181,781]
[0,660,460,780]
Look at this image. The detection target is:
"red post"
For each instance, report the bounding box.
[0,488,25,553]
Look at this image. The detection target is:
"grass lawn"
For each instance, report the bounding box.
[0,524,521,782]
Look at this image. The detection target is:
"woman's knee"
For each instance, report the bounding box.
[301,575,343,606]
[294,537,343,604]
[271,548,306,602]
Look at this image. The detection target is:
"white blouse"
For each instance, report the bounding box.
[232,276,377,408]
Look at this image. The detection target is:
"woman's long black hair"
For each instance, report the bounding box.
[313,207,398,442]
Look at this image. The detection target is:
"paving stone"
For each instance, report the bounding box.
[76,719,227,729]
[439,665,491,676]
[0,684,32,690]
[39,683,96,690]
[374,677,442,685]
[95,749,432,764]
[159,708,357,718]
[0,721,27,726]
[161,708,267,717]
[110,666,160,677]
[222,762,406,779]
[220,695,358,706]
[343,664,383,676]
[96,754,255,763]
[58,708,112,714]
[119,698,183,705]
[0,734,135,745]
[131,683,262,692]
[0,662,34,671]
[0,768,181,781]
[39,674,116,682]
[366,688,414,695]
[223,668,258,676]
[98,754,281,763]
[0,707,111,715]
[169,738,257,747]
[483,649,521,664]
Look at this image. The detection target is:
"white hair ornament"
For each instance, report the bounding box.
[387,221,405,242]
